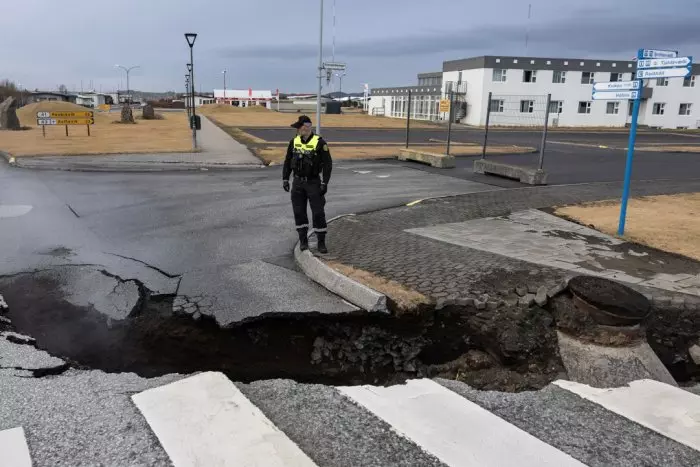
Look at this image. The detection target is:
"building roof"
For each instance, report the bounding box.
[443,55,644,73]
[214,89,272,99]
[417,71,442,78]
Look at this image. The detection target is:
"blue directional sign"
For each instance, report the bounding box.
[637,56,693,69]
[592,80,640,91]
[592,90,639,100]
[637,66,692,79]
[638,48,678,59]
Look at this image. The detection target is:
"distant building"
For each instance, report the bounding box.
[28,92,74,103]
[214,89,273,108]
[75,93,113,108]
[368,54,700,129]
[183,94,215,107]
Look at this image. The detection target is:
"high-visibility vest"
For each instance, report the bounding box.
[293,134,320,156]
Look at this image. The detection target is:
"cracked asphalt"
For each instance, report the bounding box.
[0,159,491,325]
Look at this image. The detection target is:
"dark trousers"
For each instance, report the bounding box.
[291,178,327,235]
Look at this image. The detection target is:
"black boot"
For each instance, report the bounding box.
[317,232,328,254]
[298,228,309,251]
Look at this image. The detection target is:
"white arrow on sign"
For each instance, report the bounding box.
[637,67,692,79]
[637,56,692,70]
[592,90,639,100]
[593,81,640,91]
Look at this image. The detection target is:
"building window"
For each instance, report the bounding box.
[606,102,620,114]
[549,100,563,114]
[490,99,504,113]
[684,76,696,87]
[492,69,507,82]
[656,78,669,87]
[680,103,693,115]
[610,73,622,82]
[523,70,537,83]
[652,103,665,115]
[581,72,595,84]
[520,100,535,113]
[457,71,463,84]
[553,71,566,83]
[578,101,592,114]
[628,101,634,116]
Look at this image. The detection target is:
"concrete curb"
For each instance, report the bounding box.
[293,214,388,313]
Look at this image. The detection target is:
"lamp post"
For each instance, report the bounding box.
[316,0,324,135]
[185,33,198,149]
[185,73,190,116]
[187,63,193,115]
[222,69,227,104]
[335,71,346,107]
[114,64,140,104]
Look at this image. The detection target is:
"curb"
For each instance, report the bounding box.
[293,215,388,313]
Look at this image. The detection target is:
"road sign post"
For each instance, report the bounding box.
[617,49,694,235]
[37,111,94,137]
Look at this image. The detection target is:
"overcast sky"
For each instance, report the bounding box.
[3,0,698,94]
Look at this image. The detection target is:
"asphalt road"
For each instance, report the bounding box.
[391,144,700,186]
[0,159,491,326]
[246,126,700,147]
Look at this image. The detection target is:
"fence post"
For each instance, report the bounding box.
[446,90,454,156]
[405,90,411,148]
[482,91,492,159]
[538,93,552,170]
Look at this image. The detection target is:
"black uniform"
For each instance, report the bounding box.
[282,132,333,250]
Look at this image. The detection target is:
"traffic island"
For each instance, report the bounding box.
[473,158,548,185]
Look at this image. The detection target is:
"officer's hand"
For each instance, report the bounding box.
[320,183,328,196]
[283,180,290,192]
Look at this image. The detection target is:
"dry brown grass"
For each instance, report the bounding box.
[2,106,191,156]
[555,193,700,261]
[199,104,437,129]
[258,143,532,164]
[325,261,429,312]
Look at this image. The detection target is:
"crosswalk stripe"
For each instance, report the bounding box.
[338,379,587,467]
[554,379,700,452]
[0,427,32,467]
[132,372,318,467]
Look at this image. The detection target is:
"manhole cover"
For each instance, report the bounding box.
[568,275,650,326]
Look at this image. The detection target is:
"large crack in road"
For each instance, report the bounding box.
[1,264,699,390]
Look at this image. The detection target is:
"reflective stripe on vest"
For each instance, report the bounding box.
[293,135,320,156]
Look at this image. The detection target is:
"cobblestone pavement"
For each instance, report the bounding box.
[325,179,700,310]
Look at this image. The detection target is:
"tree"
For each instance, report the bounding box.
[0,79,19,102]
[58,84,68,94]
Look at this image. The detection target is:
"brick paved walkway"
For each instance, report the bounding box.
[325,179,700,309]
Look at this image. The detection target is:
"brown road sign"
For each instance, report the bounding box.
[37,118,95,125]
[36,111,94,119]
[439,99,451,113]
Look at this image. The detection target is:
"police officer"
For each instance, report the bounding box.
[283,115,333,253]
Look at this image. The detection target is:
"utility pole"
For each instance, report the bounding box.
[316,0,324,135]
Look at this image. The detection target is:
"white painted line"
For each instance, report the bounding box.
[132,372,318,467]
[339,379,586,467]
[555,379,700,452]
[353,170,372,174]
[0,427,32,467]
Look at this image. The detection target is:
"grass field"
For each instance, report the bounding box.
[1,102,191,156]
[199,104,438,129]
[555,193,700,261]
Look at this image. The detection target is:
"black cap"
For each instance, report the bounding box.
[291,115,312,129]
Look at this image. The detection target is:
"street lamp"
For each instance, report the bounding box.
[316,0,324,134]
[185,33,198,149]
[114,64,140,104]
[185,73,191,116]
[335,71,347,105]
[222,69,227,103]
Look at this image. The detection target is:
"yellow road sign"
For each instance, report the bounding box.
[439,99,451,113]
[37,118,95,125]
[36,111,94,119]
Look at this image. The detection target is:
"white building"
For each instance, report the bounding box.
[368,55,700,129]
[184,95,216,107]
[214,89,273,108]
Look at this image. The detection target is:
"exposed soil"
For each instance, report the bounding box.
[1,267,698,389]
